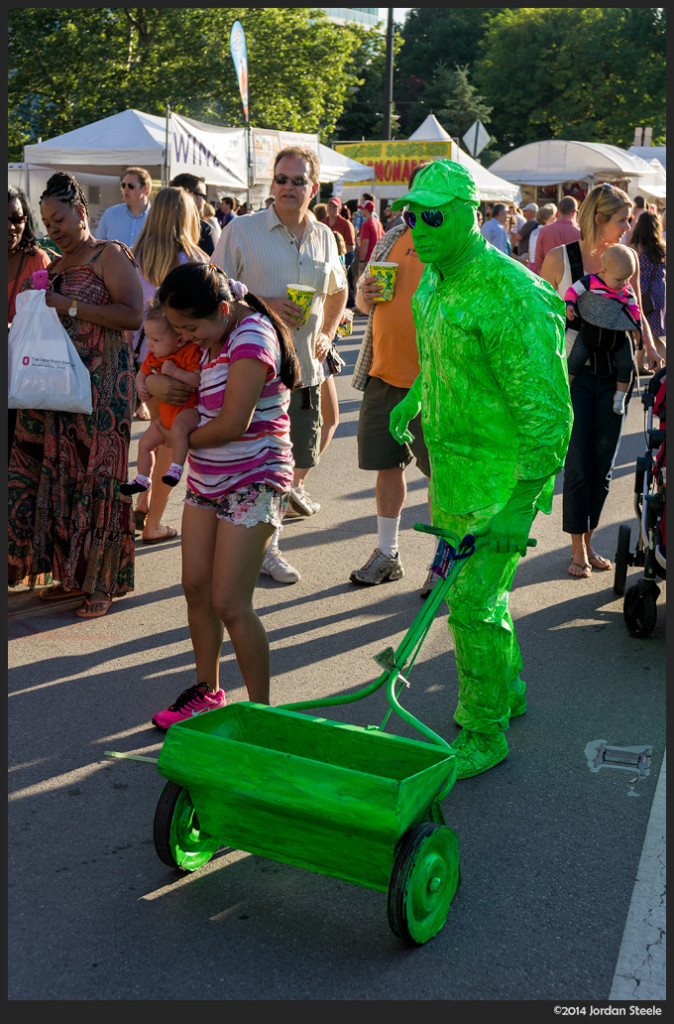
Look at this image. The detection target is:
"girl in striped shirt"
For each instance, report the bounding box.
[151,263,299,729]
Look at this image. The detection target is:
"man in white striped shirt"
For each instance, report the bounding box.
[213,146,348,582]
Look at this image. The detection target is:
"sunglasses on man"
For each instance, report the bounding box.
[273,174,310,187]
[121,182,139,191]
[403,200,475,230]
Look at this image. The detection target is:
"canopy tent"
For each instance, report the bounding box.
[23,108,249,188]
[318,143,374,190]
[487,140,657,187]
[407,113,452,142]
[21,107,373,216]
[334,113,519,203]
[628,146,666,170]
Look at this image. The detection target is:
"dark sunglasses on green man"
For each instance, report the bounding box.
[403,209,445,229]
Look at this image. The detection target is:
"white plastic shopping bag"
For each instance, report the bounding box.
[8,289,93,413]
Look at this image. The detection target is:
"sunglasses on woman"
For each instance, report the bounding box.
[273,174,310,186]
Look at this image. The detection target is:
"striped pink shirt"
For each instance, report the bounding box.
[186,313,294,497]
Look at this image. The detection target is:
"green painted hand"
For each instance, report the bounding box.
[389,376,422,444]
[486,478,548,556]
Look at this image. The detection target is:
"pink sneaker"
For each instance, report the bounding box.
[152,683,226,730]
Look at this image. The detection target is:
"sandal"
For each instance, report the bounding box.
[588,554,611,571]
[76,595,112,619]
[141,525,178,545]
[133,509,148,533]
[39,585,86,601]
[568,561,592,578]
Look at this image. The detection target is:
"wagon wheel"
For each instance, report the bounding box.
[153,781,220,872]
[613,524,631,596]
[623,583,658,639]
[387,822,460,945]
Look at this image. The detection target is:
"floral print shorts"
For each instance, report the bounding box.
[184,483,289,529]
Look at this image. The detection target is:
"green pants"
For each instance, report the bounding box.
[435,506,536,735]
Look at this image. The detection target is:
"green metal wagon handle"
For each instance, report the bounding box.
[280,528,492,758]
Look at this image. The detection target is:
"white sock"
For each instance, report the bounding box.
[135,474,152,489]
[268,526,281,552]
[613,390,627,415]
[377,515,400,557]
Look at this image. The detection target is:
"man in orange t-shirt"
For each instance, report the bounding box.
[350,219,438,595]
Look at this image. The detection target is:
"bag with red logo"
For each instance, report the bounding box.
[8,288,92,413]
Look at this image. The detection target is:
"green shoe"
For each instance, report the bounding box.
[453,679,527,728]
[450,729,508,779]
[508,677,527,718]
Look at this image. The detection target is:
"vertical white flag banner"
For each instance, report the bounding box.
[230,20,249,125]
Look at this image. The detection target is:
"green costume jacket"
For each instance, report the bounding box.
[412,243,573,517]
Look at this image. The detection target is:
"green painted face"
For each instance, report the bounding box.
[407,198,482,275]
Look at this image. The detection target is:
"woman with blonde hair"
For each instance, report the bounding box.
[130,186,209,542]
[540,183,662,578]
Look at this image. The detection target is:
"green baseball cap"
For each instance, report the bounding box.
[391,159,479,210]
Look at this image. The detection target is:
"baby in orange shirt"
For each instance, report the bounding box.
[121,299,201,494]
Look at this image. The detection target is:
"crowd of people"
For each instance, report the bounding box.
[7,152,666,771]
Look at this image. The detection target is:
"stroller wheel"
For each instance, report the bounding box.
[623,582,658,638]
[613,524,631,596]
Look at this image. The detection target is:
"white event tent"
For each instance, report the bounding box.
[410,115,521,203]
[335,114,519,204]
[488,140,658,189]
[17,108,374,227]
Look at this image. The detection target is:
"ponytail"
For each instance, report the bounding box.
[243,293,300,391]
[158,262,300,390]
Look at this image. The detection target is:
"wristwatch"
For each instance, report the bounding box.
[68,299,78,317]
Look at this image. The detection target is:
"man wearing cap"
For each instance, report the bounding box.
[322,197,356,258]
[322,197,356,304]
[388,159,573,779]
[358,200,385,268]
[512,203,539,261]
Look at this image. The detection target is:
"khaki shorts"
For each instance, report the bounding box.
[289,384,322,470]
[357,375,431,477]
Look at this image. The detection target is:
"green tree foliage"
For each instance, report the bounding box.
[8,8,373,160]
[413,63,493,144]
[334,27,404,141]
[394,8,499,135]
[475,7,666,150]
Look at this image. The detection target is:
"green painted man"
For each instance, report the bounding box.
[389,160,573,779]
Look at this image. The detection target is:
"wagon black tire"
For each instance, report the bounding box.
[387,822,460,945]
[153,781,220,872]
[613,524,631,596]
[623,584,658,638]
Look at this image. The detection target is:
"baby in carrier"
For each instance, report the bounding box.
[565,243,640,415]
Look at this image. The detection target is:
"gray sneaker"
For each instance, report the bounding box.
[350,548,404,586]
[420,566,442,599]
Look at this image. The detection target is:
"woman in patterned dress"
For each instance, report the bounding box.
[8,172,143,617]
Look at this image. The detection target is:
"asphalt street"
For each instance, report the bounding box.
[8,316,666,1007]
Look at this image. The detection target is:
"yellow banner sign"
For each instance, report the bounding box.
[335,140,456,187]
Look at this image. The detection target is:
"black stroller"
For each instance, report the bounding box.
[613,367,666,637]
